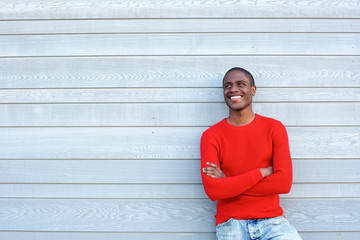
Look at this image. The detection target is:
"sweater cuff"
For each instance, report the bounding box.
[249,168,265,184]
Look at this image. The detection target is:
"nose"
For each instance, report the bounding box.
[229,84,239,92]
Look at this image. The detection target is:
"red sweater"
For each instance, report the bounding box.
[200,114,293,225]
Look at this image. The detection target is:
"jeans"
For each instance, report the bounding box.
[216,216,302,240]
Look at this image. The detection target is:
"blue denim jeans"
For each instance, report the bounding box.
[216,216,302,240]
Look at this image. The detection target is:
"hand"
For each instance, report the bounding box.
[202,162,226,178]
[260,166,273,178]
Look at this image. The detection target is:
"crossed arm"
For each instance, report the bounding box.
[200,123,292,200]
[203,163,273,179]
[201,162,278,200]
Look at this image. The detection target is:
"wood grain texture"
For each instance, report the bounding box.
[0,232,358,240]
[0,102,358,126]
[1,88,359,103]
[1,56,358,88]
[0,159,358,184]
[0,199,216,232]
[281,199,360,232]
[0,0,359,19]
[1,33,359,57]
[1,183,359,199]
[1,127,359,159]
[0,183,208,199]
[286,183,360,199]
[0,0,359,239]
[1,19,359,34]
[0,232,360,240]
[298,232,360,240]
[0,232,217,240]
[0,199,359,232]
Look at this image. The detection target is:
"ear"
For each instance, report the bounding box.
[251,86,257,96]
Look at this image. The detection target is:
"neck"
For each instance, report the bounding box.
[227,108,256,126]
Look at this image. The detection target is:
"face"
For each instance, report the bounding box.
[223,70,256,112]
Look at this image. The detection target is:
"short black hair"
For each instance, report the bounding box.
[223,67,255,86]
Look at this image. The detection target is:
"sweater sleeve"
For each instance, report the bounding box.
[200,131,264,201]
[243,122,293,196]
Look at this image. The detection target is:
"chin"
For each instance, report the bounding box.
[227,105,244,111]
[226,102,251,112]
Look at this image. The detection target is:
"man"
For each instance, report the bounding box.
[201,67,302,240]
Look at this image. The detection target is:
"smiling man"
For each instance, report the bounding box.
[201,67,302,240]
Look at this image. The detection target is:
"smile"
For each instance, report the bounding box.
[230,96,242,100]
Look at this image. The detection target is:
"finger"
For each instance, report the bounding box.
[206,172,218,178]
[206,162,218,167]
[203,168,221,177]
[206,165,222,175]
[203,167,219,175]
[203,167,215,170]
[204,169,213,175]
[206,162,221,171]
[203,167,215,172]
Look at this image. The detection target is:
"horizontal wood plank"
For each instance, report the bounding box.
[0,102,358,126]
[1,88,359,103]
[1,33,359,57]
[0,0,359,19]
[0,183,207,199]
[0,231,358,240]
[1,127,359,159]
[286,183,360,199]
[1,56,358,88]
[281,199,360,232]
[1,19,359,34]
[0,183,359,199]
[1,0,359,238]
[0,199,358,232]
[298,232,360,240]
[0,232,217,240]
[0,199,216,232]
[0,159,358,184]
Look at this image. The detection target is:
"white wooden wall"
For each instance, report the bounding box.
[0,1,359,239]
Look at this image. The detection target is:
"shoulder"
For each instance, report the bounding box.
[202,119,226,139]
[257,115,287,137]
[258,115,284,128]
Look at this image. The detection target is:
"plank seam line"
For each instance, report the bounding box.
[0,125,359,128]
[1,87,360,90]
[0,159,204,160]
[0,55,360,60]
[0,182,358,185]
[1,17,360,21]
[0,197,209,200]
[0,230,357,234]
[0,230,356,234]
[1,54,360,59]
[1,101,359,104]
[0,182,357,185]
[3,87,225,90]
[0,197,358,200]
[1,182,356,185]
[1,158,358,160]
[1,32,360,36]
[0,183,205,186]
[0,230,218,234]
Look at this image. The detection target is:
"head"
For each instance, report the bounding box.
[223,67,255,86]
[222,67,257,112]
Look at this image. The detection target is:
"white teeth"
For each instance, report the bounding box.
[231,96,242,99]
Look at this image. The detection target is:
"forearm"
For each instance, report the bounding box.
[243,121,293,196]
[242,169,292,196]
[202,168,264,201]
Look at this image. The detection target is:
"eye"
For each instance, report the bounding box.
[223,84,231,89]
